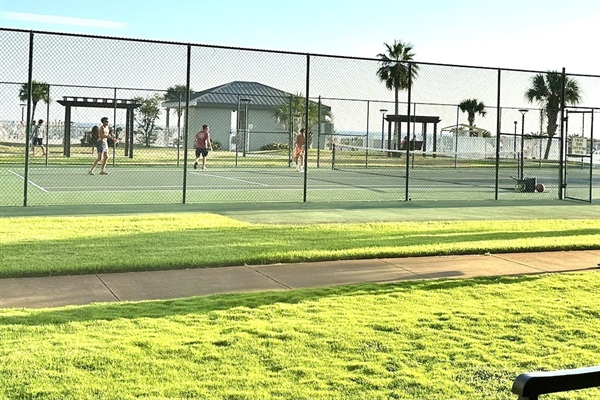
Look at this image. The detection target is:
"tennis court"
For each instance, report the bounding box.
[331,144,599,201]
[2,164,406,205]
[2,149,597,206]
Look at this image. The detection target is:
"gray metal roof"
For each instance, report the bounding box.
[163,81,329,110]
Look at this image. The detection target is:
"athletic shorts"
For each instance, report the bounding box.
[294,146,304,158]
[96,141,108,154]
[195,148,209,158]
[33,138,43,146]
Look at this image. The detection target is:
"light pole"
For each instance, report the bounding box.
[20,103,26,122]
[513,120,517,158]
[379,109,387,149]
[240,98,251,157]
[518,109,528,180]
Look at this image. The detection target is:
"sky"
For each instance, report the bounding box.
[0,0,598,138]
[0,0,599,75]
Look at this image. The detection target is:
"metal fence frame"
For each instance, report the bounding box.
[1,28,597,207]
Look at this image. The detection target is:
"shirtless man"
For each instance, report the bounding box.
[89,117,118,175]
[293,128,306,172]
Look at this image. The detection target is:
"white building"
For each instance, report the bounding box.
[162,81,330,151]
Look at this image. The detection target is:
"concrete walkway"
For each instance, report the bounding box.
[1,250,599,309]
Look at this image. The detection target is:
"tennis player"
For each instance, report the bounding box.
[30,119,46,156]
[194,124,212,170]
[89,117,119,175]
[294,128,306,172]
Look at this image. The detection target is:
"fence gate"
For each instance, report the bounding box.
[564,109,595,203]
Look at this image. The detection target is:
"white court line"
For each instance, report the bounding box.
[44,184,301,190]
[191,171,271,187]
[8,169,49,193]
[47,185,186,190]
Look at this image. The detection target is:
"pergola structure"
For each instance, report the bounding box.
[385,114,441,152]
[57,96,141,157]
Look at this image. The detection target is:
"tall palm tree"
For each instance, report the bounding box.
[164,85,190,128]
[458,99,487,137]
[274,93,332,148]
[19,80,50,122]
[525,71,581,159]
[376,40,419,149]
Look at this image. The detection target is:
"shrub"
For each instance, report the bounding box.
[259,142,289,151]
[211,140,222,151]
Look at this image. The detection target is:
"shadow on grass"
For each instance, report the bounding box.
[0,273,547,326]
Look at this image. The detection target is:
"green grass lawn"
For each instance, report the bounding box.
[1,203,599,399]
[1,272,599,399]
[1,214,598,278]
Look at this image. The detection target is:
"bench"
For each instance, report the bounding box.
[512,366,600,399]
[400,140,423,151]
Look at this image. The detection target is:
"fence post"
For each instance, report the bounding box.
[23,31,34,207]
[404,62,412,202]
[182,43,191,204]
[495,69,502,200]
[303,54,310,203]
[558,67,567,200]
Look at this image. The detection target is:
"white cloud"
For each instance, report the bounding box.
[2,12,126,30]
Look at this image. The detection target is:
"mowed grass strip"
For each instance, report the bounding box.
[1,272,599,399]
[1,214,599,278]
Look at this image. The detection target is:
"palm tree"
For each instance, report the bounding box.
[164,85,189,124]
[525,71,581,159]
[19,80,50,122]
[376,40,419,149]
[274,93,332,148]
[164,84,189,105]
[164,85,190,146]
[458,99,487,137]
[134,94,163,147]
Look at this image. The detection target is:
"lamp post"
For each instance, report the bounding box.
[240,98,251,157]
[379,109,387,149]
[518,109,528,180]
[20,103,26,122]
[513,120,517,159]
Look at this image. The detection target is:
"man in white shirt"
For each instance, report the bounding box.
[30,119,46,156]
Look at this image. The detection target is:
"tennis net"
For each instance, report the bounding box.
[331,144,561,171]
[330,144,561,191]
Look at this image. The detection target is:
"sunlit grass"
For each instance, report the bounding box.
[1,272,599,399]
[1,214,598,278]
[2,208,599,399]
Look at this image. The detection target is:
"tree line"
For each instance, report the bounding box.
[375,39,582,159]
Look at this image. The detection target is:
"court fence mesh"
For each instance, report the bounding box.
[0,28,598,206]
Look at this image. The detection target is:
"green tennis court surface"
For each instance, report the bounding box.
[1,159,598,206]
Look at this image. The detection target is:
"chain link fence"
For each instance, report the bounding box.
[1,28,598,206]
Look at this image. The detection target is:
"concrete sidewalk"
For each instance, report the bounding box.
[1,250,599,309]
